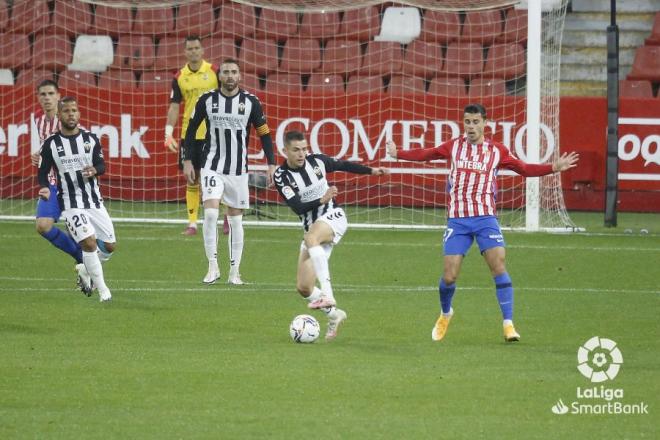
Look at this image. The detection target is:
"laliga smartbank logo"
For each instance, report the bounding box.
[551,337,648,416]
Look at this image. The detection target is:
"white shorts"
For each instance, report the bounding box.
[316,207,348,245]
[62,206,116,244]
[200,169,250,209]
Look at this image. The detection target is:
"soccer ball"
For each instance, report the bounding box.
[289,314,320,343]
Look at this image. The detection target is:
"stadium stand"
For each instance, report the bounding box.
[204,38,237,64]
[280,38,321,73]
[57,70,96,90]
[358,41,404,76]
[644,12,660,45]
[497,9,527,43]
[98,70,138,91]
[140,71,173,92]
[14,69,55,86]
[299,11,341,40]
[628,45,660,81]
[444,42,484,79]
[69,35,114,72]
[402,40,444,78]
[239,38,279,75]
[216,3,257,40]
[92,5,133,37]
[420,11,461,44]
[240,72,261,91]
[113,36,155,71]
[388,75,426,94]
[337,7,380,41]
[32,35,73,71]
[469,78,507,97]
[133,7,175,37]
[51,0,92,37]
[153,37,188,72]
[0,34,31,69]
[428,76,468,96]
[307,73,345,93]
[265,73,302,93]
[0,68,12,85]
[483,43,526,79]
[619,80,654,98]
[375,7,421,44]
[256,9,299,42]
[7,0,50,34]
[175,3,216,38]
[346,75,384,93]
[461,10,503,44]
[321,40,362,76]
[0,2,7,32]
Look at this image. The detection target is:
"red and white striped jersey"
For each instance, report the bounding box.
[33,109,61,185]
[397,136,554,219]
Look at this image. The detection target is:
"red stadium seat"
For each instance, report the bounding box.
[428,77,467,96]
[497,9,528,44]
[113,36,156,71]
[307,74,344,93]
[299,11,341,40]
[444,42,484,79]
[153,37,188,72]
[619,80,653,98]
[8,0,50,34]
[280,38,321,73]
[321,40,362,76]
[469,78,507,97]
[402,40,444,78]
[14,68,56,86]
[256,9,298,42]
[133,7,175,37]
[205,38,237,65]
[628,46,660,81]
[461,10,503,45]
[140,71,174,93]
[216,3,257,40]
[346,75,384,94]
[420,11,460,44]
[388,75,426,94]
[645,12,660,45]
[32,35,73,72]
[93,5,132,37]
[264,73,302,94]
[0,1,8,32]
[0,34,31,69]
[57,70,96,91]
[51,0,92,37]
[238,38,278,75]
[176,3,216,38]
[358,41,403,76]
[338,7,380,41]
[98,71,138,91]
[239,73,261,92]
[483,43,525,79]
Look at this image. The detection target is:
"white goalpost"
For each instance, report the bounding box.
[0,0,576,231]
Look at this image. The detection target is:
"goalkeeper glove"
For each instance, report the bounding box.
[164,125,178,152]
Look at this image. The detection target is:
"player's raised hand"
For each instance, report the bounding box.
[267,164,277,187]
[38,187,50,201]
[553,151,580,172]
[321,186,338,204]
[164,134,179,153]
[31,152,41,167]
[182,160,196,184]
[386,140,398,159]
[371,167,390,176]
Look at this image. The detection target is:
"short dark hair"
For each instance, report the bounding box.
[464,103,487,118]
[184,35,201,44]
[37,79,58,92]
[221,58,240,69]
[284,130,305,146]
[57,96,77,112]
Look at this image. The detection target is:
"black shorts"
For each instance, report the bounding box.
[178,139,205,170]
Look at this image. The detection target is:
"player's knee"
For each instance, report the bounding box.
[35,218,53,234]
[104,242,116,253]
[442,273,458,285]
[97,240,114,261]
[296,283,313,297]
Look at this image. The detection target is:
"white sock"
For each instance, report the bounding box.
[203,208,219,263]
[227,214,244,272]
[83,250,109,292]
[503,319,513,327]
[307,245,334,301]
[306,287,337,318]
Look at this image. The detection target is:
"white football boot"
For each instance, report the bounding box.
[203,261,220,284]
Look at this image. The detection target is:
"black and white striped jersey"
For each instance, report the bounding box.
[38,129,106,211]
[183,88,275,175]
[274,154,373,231]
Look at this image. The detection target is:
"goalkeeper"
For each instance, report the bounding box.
[387,103,578,343]
[164,36,218,236]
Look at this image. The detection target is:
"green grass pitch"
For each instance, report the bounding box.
[0,215,658,439]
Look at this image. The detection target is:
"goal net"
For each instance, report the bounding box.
[0,0,574,230]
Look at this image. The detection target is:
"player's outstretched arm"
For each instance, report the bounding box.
[552,151,580,172]
[386,140,398,159]
[371,167,390,176]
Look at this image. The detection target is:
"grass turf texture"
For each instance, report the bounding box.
[0,217,658,439]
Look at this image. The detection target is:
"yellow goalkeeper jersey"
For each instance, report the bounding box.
[170,60,219,140]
